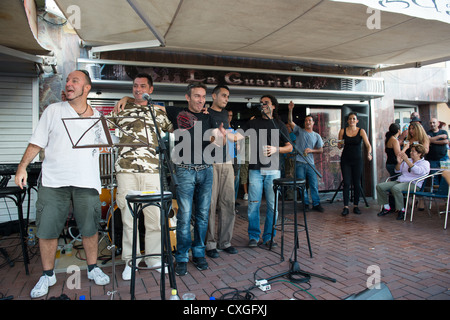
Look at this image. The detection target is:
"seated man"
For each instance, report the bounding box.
[376,144,430,220]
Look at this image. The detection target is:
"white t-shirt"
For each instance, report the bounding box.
[29,102,105,193]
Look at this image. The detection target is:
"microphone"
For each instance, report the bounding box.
[246,102,263,109]
[142,93,152,101]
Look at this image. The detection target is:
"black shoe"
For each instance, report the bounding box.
[353,207,361,214]
[222,246,238,254]
[175,262,187,276]
[300,204,310,212]
[192,257,209,271]
[206,249,219,258]
[377,208,391,216]
[341,207,349,216]
[313,204,324,212]
[396,210,405,220]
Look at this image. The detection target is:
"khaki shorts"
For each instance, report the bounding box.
[239,162,249,184]
[35,186,101,239]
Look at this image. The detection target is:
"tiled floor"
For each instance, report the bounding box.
[0,193,449,301]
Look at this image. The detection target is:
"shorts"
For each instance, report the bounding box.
[35,186,101,239]
[239,162,249,184]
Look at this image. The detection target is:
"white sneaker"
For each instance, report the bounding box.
[149,262,168,273]
[30,274,57,298]
[243,193,248,200]
[87,267,110,285]
[122,264,132,281]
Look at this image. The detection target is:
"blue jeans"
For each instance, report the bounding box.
[295,162,320,207]
[174,166,213,262]
[247,169,280,243]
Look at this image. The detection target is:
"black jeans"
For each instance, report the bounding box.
[341,160,362,206]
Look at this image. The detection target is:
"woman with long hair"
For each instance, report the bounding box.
[402,122,429,155]
[385,123,401,177]
[337,112,372,216]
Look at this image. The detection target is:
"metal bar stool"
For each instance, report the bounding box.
[270,177,312,261]
[0,186,30,274]
[126,190,177,300]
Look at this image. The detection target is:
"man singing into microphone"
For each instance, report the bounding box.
[245,95,292,248]
[109,73,173,280]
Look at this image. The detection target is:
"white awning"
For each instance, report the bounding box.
[53,0,450,68]
[0,0,51,74]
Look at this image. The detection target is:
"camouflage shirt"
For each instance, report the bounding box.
[110,102,173,173]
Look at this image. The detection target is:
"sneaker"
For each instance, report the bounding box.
[396,210,405,220]
[248,239,258,247]
[377,208,392,216]
[122,265,132,281]
[175,262,187,276]
[206,249,219,258]
[87,267,110,285]
[312,204,324,212]
[243,193,248,200]
[30,274,57,298]
[192,257,208,271]
[263,240,278,249]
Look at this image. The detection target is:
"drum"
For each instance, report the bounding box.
[168,199,178,251]
[99,187,117,220]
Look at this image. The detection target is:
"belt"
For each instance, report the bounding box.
[176,164,211,172]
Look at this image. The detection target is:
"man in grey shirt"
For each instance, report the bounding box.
[288,101,324,212]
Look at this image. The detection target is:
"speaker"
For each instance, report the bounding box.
[344,282,394,300]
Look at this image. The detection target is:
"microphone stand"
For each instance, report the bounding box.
[257,105,336,284]
[146,98,178,299]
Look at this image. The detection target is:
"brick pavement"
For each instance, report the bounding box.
[0,195,449,301]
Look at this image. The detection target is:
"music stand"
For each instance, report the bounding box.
[62,114,152,300]
[328,178,369,207]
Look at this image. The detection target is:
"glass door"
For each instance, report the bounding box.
[309,108,342,192]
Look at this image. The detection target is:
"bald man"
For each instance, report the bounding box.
[15,70,110,298]
[426,117,449,171]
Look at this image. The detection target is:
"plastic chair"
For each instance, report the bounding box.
[407,172,449,229]
[398,172,435,220]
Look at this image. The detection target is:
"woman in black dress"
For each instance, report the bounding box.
[338,112,373,216]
